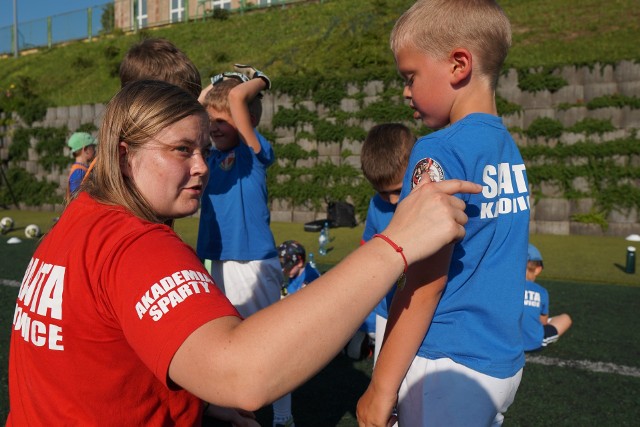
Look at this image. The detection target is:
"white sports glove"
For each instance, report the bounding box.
[233,64,271,90]
[210,71,250,86]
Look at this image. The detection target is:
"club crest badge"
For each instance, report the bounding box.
[219,151,236,171]
[411,157,445,188]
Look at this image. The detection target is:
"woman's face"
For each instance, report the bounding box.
[123,114,210,220]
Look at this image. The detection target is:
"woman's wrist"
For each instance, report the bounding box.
[373,233,408,289]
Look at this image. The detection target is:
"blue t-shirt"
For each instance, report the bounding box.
[363,194,397,320]
[68,163,88,194]
[197,130,277,261]
[400,113,529,379]
[285,263,321,295]
[522,280,549,351]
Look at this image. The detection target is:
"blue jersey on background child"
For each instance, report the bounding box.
[285,264,321,296]
[522,280,550,351]
[362,194,397,322]
[197,129,277,261]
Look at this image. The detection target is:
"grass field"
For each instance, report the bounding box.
[1,210,639,425]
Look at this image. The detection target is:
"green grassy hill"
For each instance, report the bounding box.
[0,0,638,108]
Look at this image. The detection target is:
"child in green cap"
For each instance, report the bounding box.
[66,132,97,201]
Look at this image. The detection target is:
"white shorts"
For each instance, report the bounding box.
[374,314,387,365]
[206,257,283,318]
[398,357,522,427]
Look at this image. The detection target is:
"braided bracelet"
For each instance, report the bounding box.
[373,233,407,290]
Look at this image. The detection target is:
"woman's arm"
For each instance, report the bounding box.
[169,179,480,410]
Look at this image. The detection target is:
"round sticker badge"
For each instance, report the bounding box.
[219,150,236,171]
[411,157,445,189]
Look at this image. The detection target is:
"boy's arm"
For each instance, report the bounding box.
[228,78,267,154]
[357,245,453,427]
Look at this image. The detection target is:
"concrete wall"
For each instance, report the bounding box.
[1,61,639,236]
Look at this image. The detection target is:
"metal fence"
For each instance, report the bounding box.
[0,3,111,55]
[0,0,318,56]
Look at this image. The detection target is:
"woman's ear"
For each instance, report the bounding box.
[449,48,472,85]
[119,141,130,177]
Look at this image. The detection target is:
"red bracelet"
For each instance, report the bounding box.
[373,233,408,289]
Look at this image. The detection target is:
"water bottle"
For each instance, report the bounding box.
[318,224,328,256]
[625,246,636,274]
[308,252,317,269]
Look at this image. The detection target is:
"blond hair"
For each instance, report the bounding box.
[390,0,511,89]
[81,80,206,223]
[202,78,262,119]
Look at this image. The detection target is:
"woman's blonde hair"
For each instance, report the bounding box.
[80,80,206,223]
[390,0,511,90]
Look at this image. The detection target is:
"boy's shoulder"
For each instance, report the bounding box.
[430,113,504,137]
[370,193,396,213]
[413,113,510,156]
[526,280,548,292]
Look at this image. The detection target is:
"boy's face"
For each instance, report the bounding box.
[207,107,239,152]
[376,181,403,205]
[287,260,304,279]
[395,44,455,130]
[526,262,543,282]
[83,145,97,162]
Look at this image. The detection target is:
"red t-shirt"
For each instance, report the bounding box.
[7,193,240,426]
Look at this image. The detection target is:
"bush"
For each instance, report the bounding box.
[518,69,568,93]
[525,117,564,139]
[0,167,62,207]
[0,76,48,125]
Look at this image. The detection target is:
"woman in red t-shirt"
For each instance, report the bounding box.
[7,79,479,426]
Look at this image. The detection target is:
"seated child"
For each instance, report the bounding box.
[278,240,321,297]
[523,244,573,351]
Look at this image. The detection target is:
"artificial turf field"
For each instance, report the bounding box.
[1,215,639,425]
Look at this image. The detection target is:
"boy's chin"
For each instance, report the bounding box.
[213,140,239,152]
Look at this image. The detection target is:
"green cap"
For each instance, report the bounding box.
[67,132,97,153]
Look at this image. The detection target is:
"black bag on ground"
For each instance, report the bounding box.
[303,201,357,232]
[327,201,357,228]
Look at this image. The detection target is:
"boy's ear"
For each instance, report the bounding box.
[449,48,472,85]
[118,142,130,177]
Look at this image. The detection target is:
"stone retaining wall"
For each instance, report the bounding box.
[1,61,639,236]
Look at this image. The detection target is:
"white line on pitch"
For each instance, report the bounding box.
[526,354,640,378]
[0,279,20,288]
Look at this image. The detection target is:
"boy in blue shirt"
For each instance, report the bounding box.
[196,65,294,427]
[351,123,415,362]
[358,1,530,426]
[66,132,96,201]
[523,244,573,351]
[277,240,321,297]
